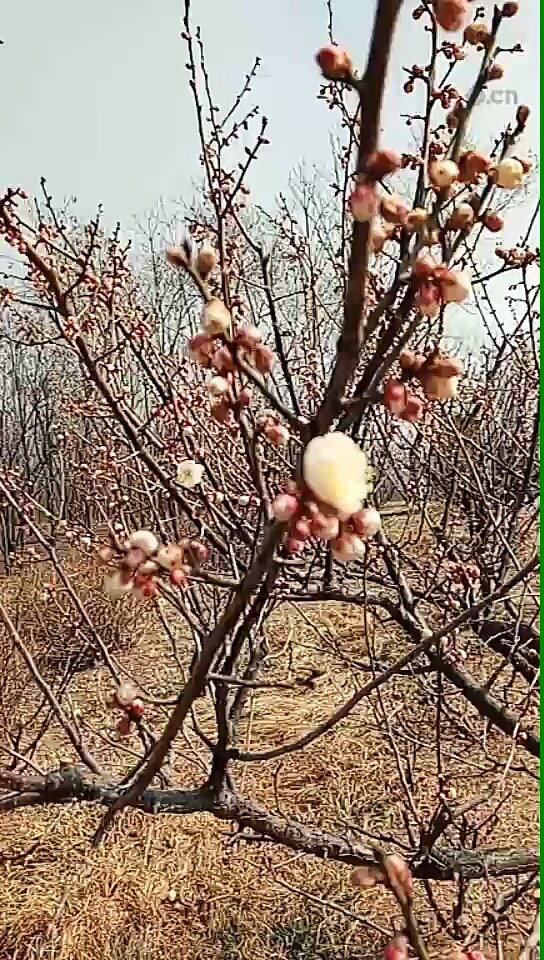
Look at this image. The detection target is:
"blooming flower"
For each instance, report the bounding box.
[303,433,370,517]
[176,460,204,488]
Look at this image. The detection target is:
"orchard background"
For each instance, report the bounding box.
[0,1,539,958]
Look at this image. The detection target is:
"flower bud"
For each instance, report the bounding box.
[515,104,530,126]
[381,193,409,224]
[238,386,253,406]
[415,281,441,317]
[156,544,184,570]
[254,343,275,374]
[464,22,492,47]
[402,394,424,422]
[429,159,459,189]
[315,45,352,81]
[311,513,340,542]
[266,423,290,446]
[350,865,385,888]
[495,158,524,189]
[502,1,518,14]
[196,245,217,277]
[236,325,262,350]
[208,375,230,397]
[413,255,437,281]
[482,211,504,232]
[434,0,470,32]
[272,493,300,523]
[403,207,428,232]
[486,61,504,81]
[384,935,409,960]
[351,507,381,538]
[170,567,187,587]
[366,150,402,180]
[129,698,145,719]
[350,183,379,223]
[285,537,305,555]
[384,379,407,415]
[446,203,475,231]
[117,715,134,737]
[211,398,231,422]
[370,219,395,251]
[202,298,232,337]
[128,530,159,556]
[188,332,214,366]
[331,533,366,563]
[189,540,208,564]
[165,246,188,269]
[97,545,114,565]
[438,268,471,303]
[458,149,491,182]
[115,682,140,708]
[212,345,235,373]
[294,518,312,541]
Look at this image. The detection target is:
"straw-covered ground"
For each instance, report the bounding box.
[0,556,538,960]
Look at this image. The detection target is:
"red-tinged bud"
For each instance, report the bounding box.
[502,1,518,14]
[141,578,158,599]
[311,513,340,542]
[458,149,491,183]
[486,61,504,81]
[434,0,470,32]
[413,255,437,281]
[399,349,424,372]
[170,567,187,587]
[482,211,504,232]
[166,246,188,269]
[238,386,253,407]
[446,202,475,231]
[190,541,208,564]
[403,207,428,232]
[236,325,262,350]
[383,935,409,960]
[212,345,235,373]
[272,494,300,523]
[415,281,441,317]
[401,394,424,422]
[384,379,407,416]
[286,537,305,555]
[254,343,275,374]
[188,333,214,367]
[350,183,379,223]
[464,23,492,47]
[381,193,410,225]
[516,104,530,126]
[366,149,402,180]
[351,507,381,538]
[350,865,385,888]
[129,698,145,719]
[266,423,290,446]
[315,45,352,81]
[294,518,312,541]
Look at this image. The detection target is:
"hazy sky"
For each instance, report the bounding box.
[1,0,539,230]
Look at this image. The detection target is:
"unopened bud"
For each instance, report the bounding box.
[366,149,402,180]
[315,45,352,81]
[196,245,217,277]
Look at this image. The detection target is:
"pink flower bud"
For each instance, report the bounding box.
[170,567,187,587]
[238,387,253,406]
[212,345,235,373]
[266,423,290,446]
[350,183,379,223]
[351,507,381,538]
[211,398,231,422]
[165,246,188,269]
[413,255,437,281]
[438,268,471,303]
[401,394,424,422]
[190,540,208,564]
[433,0,470,32]
[315,45,352,81]
[129,698,145,719]
[311,512,340,541]
[294,518,312,541]
[383,935,409,960]
[196,245,217,277]
[350,866,384,888]
[272,494,300,522]
[236,326,262,350]
[188,333,214,367]
[331,533,365,563]
[208,375,230,397]
[384,379,407,416]
[415,280,441,317]
[286,537,305,555]
[97,545,114,565]
[254,343,275,374]
[482,211,504,232]
[366,149,402,180]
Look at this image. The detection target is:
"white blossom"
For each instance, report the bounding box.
[303,433,370,517]
[176,459,204,489]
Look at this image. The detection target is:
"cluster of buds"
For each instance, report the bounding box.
[348,150,403,235]
[399,347,464,401]
[383,380,424,422]
[206,372,252,422]
[109,682,146,737]
[495,245,539,267]
[166,242,218,280]
[272,433,380,563]
[99,529,208,600]
[411,255,471,317]
[258,414,290,447]
[189,310,274,384]
[447,560,481,584]
[315,45,353,82]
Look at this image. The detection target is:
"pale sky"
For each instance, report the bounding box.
[1,0,539,230]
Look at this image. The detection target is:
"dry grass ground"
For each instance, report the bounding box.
[0,557,538,960]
